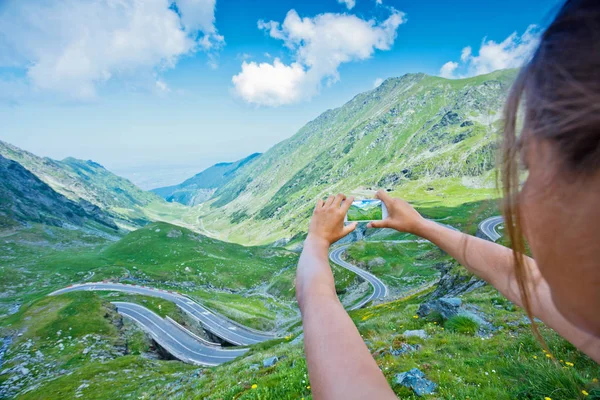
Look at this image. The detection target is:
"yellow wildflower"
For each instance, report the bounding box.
[565,361,574,367]
[592,378,598,383]
[533,356,537,359]
[251,384,257,389]
[433,322,437,324]
[545,397,552,400]
[582,390,589,396]
[307,385,311,389]
[413,315,419,319]
[546,353,553,358]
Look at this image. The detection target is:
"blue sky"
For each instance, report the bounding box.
[0,0,560,188]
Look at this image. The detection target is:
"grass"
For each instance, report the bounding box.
[344,241,442,291]
[0,221,299,330]
[444,315,479,335]
[15,284,590,400]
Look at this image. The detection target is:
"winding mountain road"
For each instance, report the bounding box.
[50,282,274,346]
[479,216,504,242]
[113,302,248,366]
[329,244,389,310]
[50,215,503,366]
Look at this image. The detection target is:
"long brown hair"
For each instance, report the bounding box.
[501,0,600,340]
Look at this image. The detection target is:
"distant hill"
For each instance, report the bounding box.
[0,154,118,231]
[0,140,167,230]
[195,69,518,244]
[152,153,261,206]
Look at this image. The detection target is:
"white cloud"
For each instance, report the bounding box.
[337,0,356,10]
[232,59,310,107]
[375,0,383,4]
[373,77,384,88]
[155,79,170,92]
[439,25,540,79]
[233,9,406,106]
[439,61,458,79]
[0,0,222,99]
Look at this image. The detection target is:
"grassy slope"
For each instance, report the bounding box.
[9,286,598,400]
[0,221,299,332]
[0,292,193,400]
[195,70,515,245]
[2,196,598,399]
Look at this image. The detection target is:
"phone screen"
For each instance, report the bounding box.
[346,199,384,222]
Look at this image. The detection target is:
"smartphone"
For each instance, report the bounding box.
[344,199,388,222]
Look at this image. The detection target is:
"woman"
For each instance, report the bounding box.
[295,0,600,398]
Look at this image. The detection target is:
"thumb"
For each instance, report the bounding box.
[342,222,358,235]
[367,219,389,229]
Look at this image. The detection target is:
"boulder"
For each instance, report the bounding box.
[417,297,462,320]
[394,368,437,396]
[263,356,278,368]
[402,329,429,340]
[389,343,420,356]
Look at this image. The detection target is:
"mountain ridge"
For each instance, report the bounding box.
[0,140,169,230]
[152,152,261,206]
[194,69,517,244]
[0,154,118,232]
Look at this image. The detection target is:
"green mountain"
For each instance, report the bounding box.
[0,140,179,230]
[0,155,118,232]
[152,153,261,206]
[195,69,517,244]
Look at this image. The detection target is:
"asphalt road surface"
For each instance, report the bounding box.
[50,283,274,346]
[479,216,504,242]
[112,302,248,366]
[329,244,389,310]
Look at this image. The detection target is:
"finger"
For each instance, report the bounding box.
[333,193,346,208]
[314,198,324,211]
[342,196,355,213]
[342,222,358,235]
[375,189,393,206]
[367,219,390,229]
[325,195,335,207]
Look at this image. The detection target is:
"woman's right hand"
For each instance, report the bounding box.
[367,189,425,234]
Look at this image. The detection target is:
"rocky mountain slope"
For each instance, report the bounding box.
[0,140,177,230]
[196,69,517,244]
[152,153,261,206]
[0,155,117,232]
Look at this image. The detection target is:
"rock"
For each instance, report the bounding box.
[291,333,304,345]
[184,267,191,273]
[389,343,420,356]
[167,229,182,238]
[402,330,429,339]
[460,120,474,127]
[394,368,437,396]
[417,297,462,320]
[367,257,386,268]
[19,367,30,376]
[249,364,260,371]
[428,264,486,298]
[263,356,278,368]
